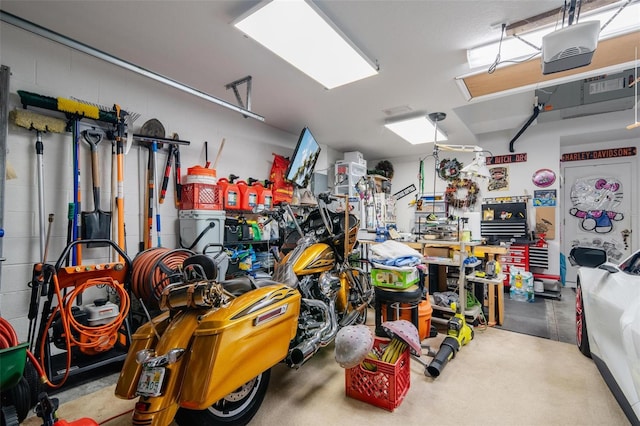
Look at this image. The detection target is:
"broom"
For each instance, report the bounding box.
[10,109,67,262]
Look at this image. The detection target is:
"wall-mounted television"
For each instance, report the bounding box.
[285,127,321,188]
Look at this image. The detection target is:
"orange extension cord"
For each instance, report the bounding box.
[38,275,130,388]
[131,248,192,308]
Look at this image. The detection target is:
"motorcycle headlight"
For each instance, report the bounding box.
[319,272,340,297]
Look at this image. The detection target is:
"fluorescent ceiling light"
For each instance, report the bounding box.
[467,2,640,70]
[384,116,448,145]
[234,0,378,89]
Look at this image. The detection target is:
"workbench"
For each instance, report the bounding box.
[359,239,508,326]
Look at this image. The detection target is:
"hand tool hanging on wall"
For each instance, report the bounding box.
[81,129,111,246]
[143,142,155,250]
[173,144,182,208]
[114,105,128,261]
[9,110,66,261]
[139,119,165,250]
[110,136,118,261]
[151,133,187,209]
[159,139,181,207]
[153,141,162,247]
[72,118,82,265]
[159,144,174,205]
[133,130,191,216]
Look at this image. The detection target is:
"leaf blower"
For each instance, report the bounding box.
[426,302,474,377]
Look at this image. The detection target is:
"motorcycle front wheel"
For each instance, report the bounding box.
[175,369,271,426]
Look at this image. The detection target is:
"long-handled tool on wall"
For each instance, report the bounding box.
[81,129,111,247]
[9,109,66,261]
[114,105,127,261]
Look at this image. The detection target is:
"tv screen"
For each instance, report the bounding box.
[285,127,321,188]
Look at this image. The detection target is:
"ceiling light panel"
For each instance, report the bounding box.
[384,116,448,145]
[234,0,378,89]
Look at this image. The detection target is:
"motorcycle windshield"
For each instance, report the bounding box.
[272,236,316,287]
[272,261,298,288]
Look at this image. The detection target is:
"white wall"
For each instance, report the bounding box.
[0,24,302,339]
[386,110,639,279]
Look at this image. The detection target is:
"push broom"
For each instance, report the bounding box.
[9,109,66,262]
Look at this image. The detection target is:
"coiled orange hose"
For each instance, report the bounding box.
[38,274,130,388]
[131,248,193,308]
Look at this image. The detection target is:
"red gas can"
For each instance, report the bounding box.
[237,180,258,211]
[218,177,240,210]
[251,181,273,210]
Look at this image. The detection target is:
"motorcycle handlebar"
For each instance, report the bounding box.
[317,192,347,204]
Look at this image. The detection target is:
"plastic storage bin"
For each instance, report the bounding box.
[181,166,222,210]
[181,183,222,210]
[179,210,226,253]
[0,342,28,390]
[345,338,410,412]
[371,267,419,289]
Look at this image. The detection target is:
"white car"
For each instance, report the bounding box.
[570,247,640,425]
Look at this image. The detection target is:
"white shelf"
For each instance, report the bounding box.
[466,273,506,285]
[430,300,483,324]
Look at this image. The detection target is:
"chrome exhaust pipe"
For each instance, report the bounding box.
[286,298,337,368]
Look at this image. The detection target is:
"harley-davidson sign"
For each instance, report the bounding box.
[561,147,637,162]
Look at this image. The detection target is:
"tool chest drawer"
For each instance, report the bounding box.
[498,244,529,287]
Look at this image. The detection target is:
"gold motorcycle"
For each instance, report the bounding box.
[115,193,373,425]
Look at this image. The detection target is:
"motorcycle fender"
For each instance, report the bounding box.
[292,243,334,275]
[115,311,170,399]
[124,311,202,425]
[179,285,301,409]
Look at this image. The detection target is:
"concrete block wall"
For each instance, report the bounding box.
[0,23,300,340]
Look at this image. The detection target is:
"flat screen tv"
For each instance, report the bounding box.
[285,127,321,188]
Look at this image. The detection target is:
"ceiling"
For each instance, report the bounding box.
[1,1,637,160]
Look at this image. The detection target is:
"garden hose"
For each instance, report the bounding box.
[131,248,193,308]
[0,316,50,390]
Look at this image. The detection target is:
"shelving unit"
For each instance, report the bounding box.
[334,161,367,199]
[420,240,483,325]
[466,273,506,326]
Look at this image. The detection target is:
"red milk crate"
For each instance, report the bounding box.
[181,183,223,210]
[345,338,410,412]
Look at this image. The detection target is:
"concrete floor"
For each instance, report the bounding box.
[23,286,600,425]
[44,287,578,404]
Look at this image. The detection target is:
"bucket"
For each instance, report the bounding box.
[237,180,258,211]
[381,299,432,341]
[218,178,240,210]
[186,166,217,184]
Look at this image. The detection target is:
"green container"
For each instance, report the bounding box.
[371,267,419,289]
[0,342,28,391]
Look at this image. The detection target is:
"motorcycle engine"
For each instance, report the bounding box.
[318,271,340,298]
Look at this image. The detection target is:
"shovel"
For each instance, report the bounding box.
[81,129,112,247]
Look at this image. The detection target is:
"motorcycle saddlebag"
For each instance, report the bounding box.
[179,285,301,409]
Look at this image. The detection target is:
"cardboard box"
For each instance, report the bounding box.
[423,247,450,258]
